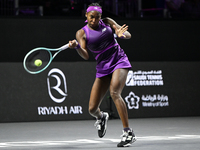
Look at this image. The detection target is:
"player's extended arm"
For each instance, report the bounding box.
[103,17,131,39]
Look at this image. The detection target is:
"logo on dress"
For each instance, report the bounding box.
[102,28,106,32]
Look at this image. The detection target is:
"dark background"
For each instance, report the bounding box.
[1,18,200,62]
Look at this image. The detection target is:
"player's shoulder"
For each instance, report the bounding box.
[76,28,87,40]
[76,28,85,36]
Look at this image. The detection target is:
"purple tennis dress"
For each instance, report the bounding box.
[82,20,132,78]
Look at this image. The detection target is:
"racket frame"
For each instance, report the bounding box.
[23,43,69,74]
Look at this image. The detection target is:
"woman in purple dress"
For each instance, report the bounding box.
[69,3,136,147]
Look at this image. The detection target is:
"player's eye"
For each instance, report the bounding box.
[90,15,94,19]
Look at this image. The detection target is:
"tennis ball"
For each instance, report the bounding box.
[34,59,42,67]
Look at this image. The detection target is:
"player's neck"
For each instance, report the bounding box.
[87,23,99,30]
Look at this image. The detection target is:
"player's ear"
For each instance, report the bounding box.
[85,12,88,18]
[98,13,102,20]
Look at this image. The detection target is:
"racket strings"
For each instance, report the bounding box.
[25,50,51,72]
[23,43,69,74]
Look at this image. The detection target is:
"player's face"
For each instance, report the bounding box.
[86,11,101,29]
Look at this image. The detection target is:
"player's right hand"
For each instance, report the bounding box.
[69,40,78,49]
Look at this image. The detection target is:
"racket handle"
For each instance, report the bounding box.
[60,43,69,50]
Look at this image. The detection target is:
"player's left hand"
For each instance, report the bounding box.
[113,24,128,38]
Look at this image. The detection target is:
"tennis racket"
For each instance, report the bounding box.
[23,43,69,74]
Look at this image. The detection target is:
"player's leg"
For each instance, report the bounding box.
[89,76,110,138]
[110,68,136,147]
[88,76,110,118]
[110,68,129,127]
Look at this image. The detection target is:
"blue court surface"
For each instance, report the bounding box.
[0,117,199,150]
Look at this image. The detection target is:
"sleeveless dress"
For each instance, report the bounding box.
[82,20,132,78]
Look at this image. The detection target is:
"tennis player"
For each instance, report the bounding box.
[69,3,136,147]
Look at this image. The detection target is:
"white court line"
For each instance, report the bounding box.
[0,135,200,148]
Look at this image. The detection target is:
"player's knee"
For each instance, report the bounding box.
[110,90,121,101]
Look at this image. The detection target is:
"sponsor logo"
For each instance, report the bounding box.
[125,92,140,109]
[125,92,169,109]
[47,68,67,103]
[126,70,164,86]
[102,28,106,32]
[142,94,169,107]
[38,106,83,115]
[37,68,83,116]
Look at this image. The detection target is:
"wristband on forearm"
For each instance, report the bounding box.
[114,33,125,39]
[74,43,81,49]
[120,33,125,39]
[119,34,125,39]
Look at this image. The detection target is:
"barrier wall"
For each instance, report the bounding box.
[0,61,200,122]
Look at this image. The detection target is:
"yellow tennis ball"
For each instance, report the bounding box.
[34,59,42,67]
